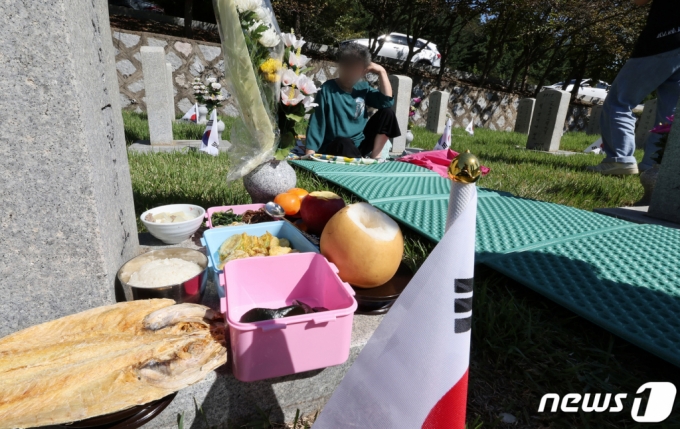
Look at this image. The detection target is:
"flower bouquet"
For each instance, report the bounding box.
[193,77,226,112]
[213,0,284,180]
[278,32,318,147]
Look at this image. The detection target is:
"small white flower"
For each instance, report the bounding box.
[234,0,260,12]
[303,95,318,111]
[206,77,217,84]
[254,6,272,23]
[211,82,222,90]
[258,27,280,48]
[281,68,298,86]
[296,74,318,95]
[281,33,297,48]
[292,36,305,50]
[281,86,305,106]
[288,53,310,69]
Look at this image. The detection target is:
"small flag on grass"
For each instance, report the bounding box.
[465,120,474,136]
[181,103,199,123]
[200,109,220,156]
[584,137,604,154]
[434,118,452,151]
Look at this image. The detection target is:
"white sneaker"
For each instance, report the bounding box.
[586,162,639,175]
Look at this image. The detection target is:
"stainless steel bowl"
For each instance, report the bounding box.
[117,248,208,304]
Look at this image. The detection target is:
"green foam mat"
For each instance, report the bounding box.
[291,160,437,175]
[488,224,680,367]
[291,159,680,366]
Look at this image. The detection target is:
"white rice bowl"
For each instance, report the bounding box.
[128,258,203,288]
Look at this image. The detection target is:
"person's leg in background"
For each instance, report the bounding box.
[639,64,680,171]
[360,108,401,158]
[319,137,362,158]
[592,47,680,175]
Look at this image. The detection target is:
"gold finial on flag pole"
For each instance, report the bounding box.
[448,150,481,184]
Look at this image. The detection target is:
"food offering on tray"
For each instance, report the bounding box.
[144,210,198,223]
[210,208,274,227]
[217,231,296,269]
[0,300,226,429]
[321,202,404,288]
[128,258,203,288]
[240,300,329,323]
[299,191,346,235]
[272,187,310,217]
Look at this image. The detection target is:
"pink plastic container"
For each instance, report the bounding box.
[222,253,357,382]
[205,204,265,228]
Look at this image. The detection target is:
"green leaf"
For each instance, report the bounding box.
[285,113,305,122]
[177,412,184,429]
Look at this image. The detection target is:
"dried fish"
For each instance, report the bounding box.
[0,299,226,429]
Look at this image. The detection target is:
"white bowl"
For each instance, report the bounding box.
[141,204,205,244]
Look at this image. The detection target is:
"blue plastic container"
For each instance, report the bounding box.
[201,221,320,293]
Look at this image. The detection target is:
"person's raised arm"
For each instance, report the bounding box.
[365,62,392,98]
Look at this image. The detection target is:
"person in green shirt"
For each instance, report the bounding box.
[305,43,401,159]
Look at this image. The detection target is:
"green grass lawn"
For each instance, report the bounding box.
[125,112,678,428]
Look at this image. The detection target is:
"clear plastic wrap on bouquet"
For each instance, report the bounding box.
[213,0,284,181]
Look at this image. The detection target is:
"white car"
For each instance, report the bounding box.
[342,33,442,68]
[544,79,610,104]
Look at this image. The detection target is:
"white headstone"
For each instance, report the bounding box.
[166,62,176,119]
[426,90,450,134]
[526,89,571,151]
[389,74,413,154]
[635,98,657,149]
[0,0,139,336]
[141,46,174,144]
[514,98,535,134]
[586,104,603,135]
[648,97,680,224]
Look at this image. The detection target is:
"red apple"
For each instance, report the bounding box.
[300,191,346,235]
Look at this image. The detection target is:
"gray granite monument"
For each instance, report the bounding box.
[635,98,657,149]
[514,98,535,134]
[0,0,139,337]
[648,97,680,224]
[526,89,571,151]
[389,74,413,154]
[426,90,450,134]
[587,104,603,135]
[141,46,174,144]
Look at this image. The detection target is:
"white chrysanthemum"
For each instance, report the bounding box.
[258,27,280,48]
[211,82,222,90]
[254,6,272,23]
[234,0,261,12]
[206,77,217,84]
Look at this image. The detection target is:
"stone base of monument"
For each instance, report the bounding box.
[136,231,382,427]
[128,140,231,153]
[594,206,680,230]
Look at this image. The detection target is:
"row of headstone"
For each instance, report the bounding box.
[526,89,571,151]
[140,46,174,145]
[389,75,413,153]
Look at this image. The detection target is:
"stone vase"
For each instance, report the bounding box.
[197,104,209,124]
[637,164,660,206]
[243,159,297,204]
[405,130,414,147]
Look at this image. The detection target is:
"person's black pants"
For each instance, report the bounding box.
[318,108,401,158]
